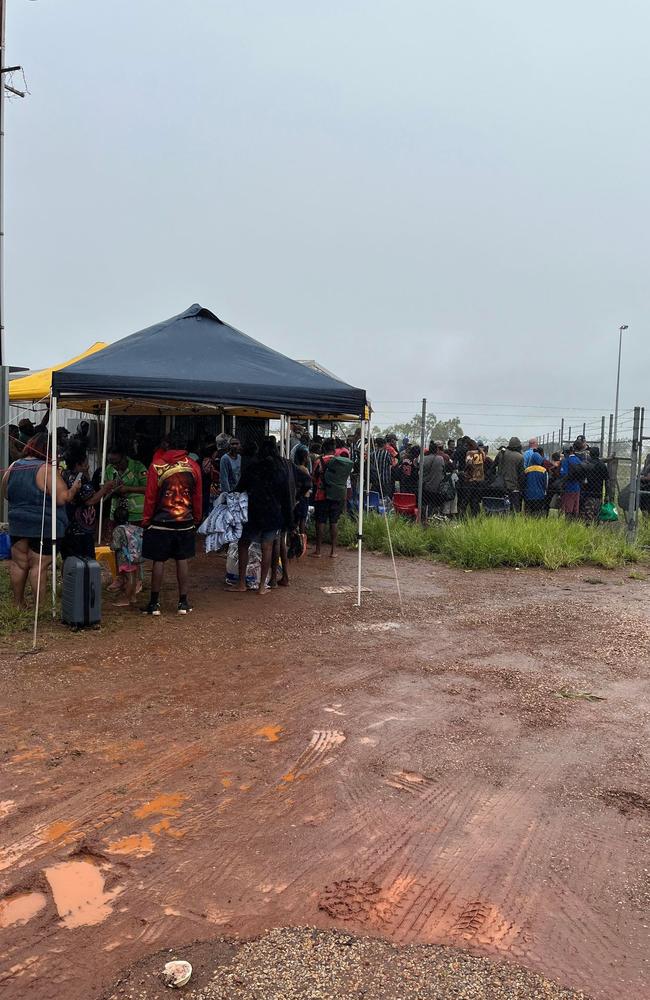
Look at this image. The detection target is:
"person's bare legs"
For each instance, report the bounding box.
[269,538,280,588]
[278,532,290,586]
[311,522,323,557]
[114,572,137,606]
[236,539,250,591]
[329,521,338,557]
[175,558,189,598]
[151,560,165,594]
[27,548,51,608]
[9,540,29,608]
[258,540,274,595]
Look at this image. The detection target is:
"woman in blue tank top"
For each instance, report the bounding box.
[1,433,80,609]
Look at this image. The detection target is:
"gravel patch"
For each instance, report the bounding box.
[187,927,589,1000]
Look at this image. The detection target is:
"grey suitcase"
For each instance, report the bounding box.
[61,556,102,628]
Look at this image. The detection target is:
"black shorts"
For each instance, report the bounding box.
[315,499,343,524]
[142,525,196,562]
[11,535,53,556]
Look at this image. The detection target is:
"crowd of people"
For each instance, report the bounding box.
[0,420,356,613]
[365,432,616,521]
[2,415,646,615]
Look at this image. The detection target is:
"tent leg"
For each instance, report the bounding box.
[97,399,110,544]
[51,395,58,619]
[356,418,366,608]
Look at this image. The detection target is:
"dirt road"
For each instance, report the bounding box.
[1,550,649,999]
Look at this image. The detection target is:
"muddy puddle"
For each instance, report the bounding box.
[0,891,47,928]
[44,858,121,929]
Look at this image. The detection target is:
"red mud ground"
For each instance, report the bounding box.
[0,550,649,1000]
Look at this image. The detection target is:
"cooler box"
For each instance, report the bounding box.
[61,556,102,628]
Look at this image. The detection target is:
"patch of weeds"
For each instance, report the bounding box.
[554,686,605,702]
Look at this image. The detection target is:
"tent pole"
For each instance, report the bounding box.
[286,416,291,457]
[97,399,110,544]
[356,417,366,607]
[51,394,58,619]
[279,415,284,456]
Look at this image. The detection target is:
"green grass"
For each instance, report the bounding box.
[0,568,33,638]
[337,513,644,570]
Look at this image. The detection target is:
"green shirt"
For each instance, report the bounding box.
[105,458,147,522]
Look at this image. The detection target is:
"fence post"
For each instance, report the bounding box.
[600,415,605,457]
[417,397,426,522]
[560,418,564,451]
[627,407,641,540]
[607,413,614,458]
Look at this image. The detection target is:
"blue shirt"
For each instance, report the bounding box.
[524,459,548,500]
[523,448,536,468]
[219,453,241,493]
[560,454,583,494]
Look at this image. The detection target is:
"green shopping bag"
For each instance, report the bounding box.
[598,501,619,522]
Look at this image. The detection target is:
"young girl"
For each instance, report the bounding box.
[110,501,143,606]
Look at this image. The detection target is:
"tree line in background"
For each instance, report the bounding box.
[368,412,464,445]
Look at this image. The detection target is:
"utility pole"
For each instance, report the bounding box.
[0,2,23,513]
[0,0,8,500]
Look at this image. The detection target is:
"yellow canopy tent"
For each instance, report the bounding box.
[9,342,108,403]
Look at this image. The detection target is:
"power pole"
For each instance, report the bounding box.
[0,2,25,515]
[0,0,8,506]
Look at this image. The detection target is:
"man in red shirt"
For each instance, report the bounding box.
[141,430,202,616]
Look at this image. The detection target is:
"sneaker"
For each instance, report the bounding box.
[142,601,161,616]
[177,599,193,615]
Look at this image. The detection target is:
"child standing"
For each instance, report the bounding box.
[110,501,143,606]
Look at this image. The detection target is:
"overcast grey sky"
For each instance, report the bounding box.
[6,1,649,441]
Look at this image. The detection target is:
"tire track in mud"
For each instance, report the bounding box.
[299,732,637,997]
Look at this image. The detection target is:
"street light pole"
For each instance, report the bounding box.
[613,324,628,455]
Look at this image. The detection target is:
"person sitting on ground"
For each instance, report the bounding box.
[523,437,539,468]
[559,445,583,518]
[219,437,241,493]
[237,436,294,593]
[1,433,76,609]
[421,441,446,517]
[110,500,144,607]
[582,446,609,521]
[141,430,202,616]
[61,439,116,560]
[494,437,525,512]
[311,437,353,557]
[523,451,548,516]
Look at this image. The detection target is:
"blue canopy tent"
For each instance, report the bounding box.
[48,304,369,611]
[51,304,366,419]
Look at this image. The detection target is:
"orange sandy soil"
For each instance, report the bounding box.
[0,549,649,1000]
